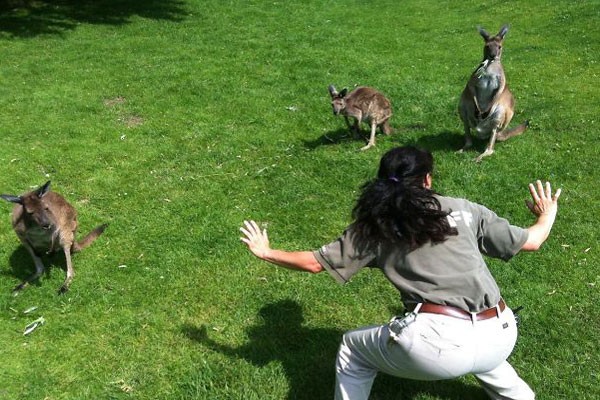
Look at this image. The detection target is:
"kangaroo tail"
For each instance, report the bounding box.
[73,223,108,253]
[497,120,529,142]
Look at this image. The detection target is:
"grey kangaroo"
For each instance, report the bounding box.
[1,181,107,294]
[458,25,528,162]
[328,85,393,151]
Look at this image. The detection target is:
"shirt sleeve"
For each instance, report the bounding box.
[476,205,529,261]
[312,228,376,284]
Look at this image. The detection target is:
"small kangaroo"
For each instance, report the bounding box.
[328,85,393,151]
[1,181,107,294]
[458,25,529,162]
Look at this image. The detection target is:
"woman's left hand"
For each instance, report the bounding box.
[240,220,271,259]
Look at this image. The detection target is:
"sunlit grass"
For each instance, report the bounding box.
[0,1,598,399]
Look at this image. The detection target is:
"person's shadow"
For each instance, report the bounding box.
[183,299,341,399]
[182,299,487,400]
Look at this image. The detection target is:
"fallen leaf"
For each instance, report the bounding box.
[24,317,45,336]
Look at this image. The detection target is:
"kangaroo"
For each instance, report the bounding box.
[458,25,529,162]
[1,181,107,294]
[328,85,393,151]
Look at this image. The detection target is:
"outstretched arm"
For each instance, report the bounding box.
[521,180,561,251]
[240,220,324,273]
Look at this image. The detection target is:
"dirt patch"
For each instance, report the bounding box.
[103,96,126,107]
[121,115,144,128]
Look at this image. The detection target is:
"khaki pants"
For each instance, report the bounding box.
[334,307,535,400]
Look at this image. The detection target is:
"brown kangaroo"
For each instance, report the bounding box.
[1,181,107,294]
[328,85,393,151]
[458,25,528,162]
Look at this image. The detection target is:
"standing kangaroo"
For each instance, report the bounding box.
[1,181,107,294]
[458,25,529,162]
[328,85,393,151]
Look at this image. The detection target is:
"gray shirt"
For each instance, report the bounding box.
[313,195,528,313]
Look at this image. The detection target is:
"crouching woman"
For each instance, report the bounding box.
[240,146,559,400]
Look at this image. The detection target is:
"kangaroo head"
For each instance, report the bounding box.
[1,181,54,230]
[328,85,349,116]
[479,25,508,62]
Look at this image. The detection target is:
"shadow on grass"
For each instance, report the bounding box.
[404,130,466,153]
[302,127,363,150]
[183,300,340,400]
[0,244,67,291]
[182,299,487,400]
[0,0,187,38]
[303,124,470,156]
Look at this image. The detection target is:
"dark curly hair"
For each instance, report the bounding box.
[351,146,457,252]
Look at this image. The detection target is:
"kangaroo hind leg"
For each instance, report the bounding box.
[58,246,75,295]
[475,128,499,163]
[360,121,377,151]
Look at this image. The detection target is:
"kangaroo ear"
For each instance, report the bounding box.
[478,26,490,41]
[339,88,348,98]
[497,25,509,39]
[328,85,338,97]
[0,194,23,204]
[36,181,51,198]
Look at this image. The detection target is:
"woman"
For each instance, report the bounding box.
[240,146,560,400]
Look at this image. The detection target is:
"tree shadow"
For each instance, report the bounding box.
[182,299,488,400]
[0,0,187,38]
[0,244,67,290]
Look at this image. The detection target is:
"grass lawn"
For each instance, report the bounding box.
[0,0,598,399]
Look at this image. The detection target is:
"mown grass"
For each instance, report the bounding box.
[0,0,598,399]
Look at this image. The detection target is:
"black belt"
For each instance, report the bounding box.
[417,299,506,321]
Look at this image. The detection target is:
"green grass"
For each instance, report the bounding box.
[0,0,598,399]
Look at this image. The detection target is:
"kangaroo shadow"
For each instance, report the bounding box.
[303,124,470,155]
[399,129,466,154]
[1,245,68,290]
[182,299,487,400]
[303,125,407,150]
[302,127,365,150]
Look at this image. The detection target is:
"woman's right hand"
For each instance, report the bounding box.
[522,181,561,251]
[526,180,561,217]
[240,220,271,259]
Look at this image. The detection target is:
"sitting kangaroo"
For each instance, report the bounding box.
[328,85,393,151]
[1,181,107,294]
[458,25,528,162]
